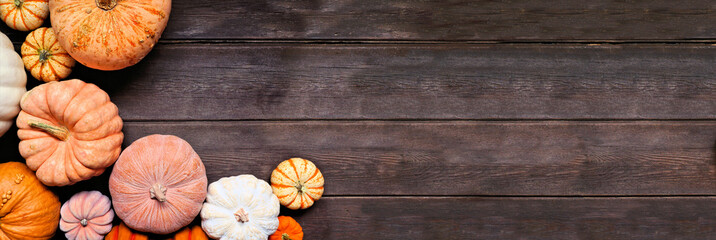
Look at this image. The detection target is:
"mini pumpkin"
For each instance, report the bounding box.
[21,27,75,82]
[0,31,26,138]
[49,0,171,70]
[60,191,114,240]
[109,134,207,235]
[16,79,123,186]
[165,226,208,240]
[0,0,48,31]
[0,161,61,239]
[104,222,148,240]
[201,174,280,240]
[271,158,324,210]
[269,216,303,240]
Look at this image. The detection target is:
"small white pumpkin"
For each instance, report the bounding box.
[201,175,280,240]
[0,31,26,137]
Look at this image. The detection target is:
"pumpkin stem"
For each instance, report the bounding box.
[37,49,50,63]
[149,183,167,202]
[295,182,307,194]
[13,0,21,8]
[234,208,249,223]
[80,219,88,226]
[29,122,69,141]
[95,0,117,10]
[281,233,293,240]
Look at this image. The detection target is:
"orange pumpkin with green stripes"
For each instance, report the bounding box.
[270,158,324,210]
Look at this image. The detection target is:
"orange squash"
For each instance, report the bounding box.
[16,79,123,186]
[49,0,171,70]
[104,223,148,240]
[0,0,48,31]
[271,158,324,210]
[0,162,61,239]
[165,226,208,240]
[269,216,304,240]
[21,27,75,82]
[109,134,207,235]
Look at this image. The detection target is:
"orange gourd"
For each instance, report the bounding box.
[109,134,207,235]
[0,0,48,31]
[21,27,76,82]
[271,158,324,210]
[49,0,171,70]
[16,79,123,186]
[269,216,304,240]
[104,223,148,240]
[0,162,61,239]
[165,226,208,240]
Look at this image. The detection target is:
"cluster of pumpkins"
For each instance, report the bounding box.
[0,0,325,240]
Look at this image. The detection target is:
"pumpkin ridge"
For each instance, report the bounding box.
[22,5,41,20]
[304,167,320,183]
[288,159,300,183]
[273,168,293,183]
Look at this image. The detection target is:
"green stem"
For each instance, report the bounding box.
[281,233,293,240]
[29,122,69,141]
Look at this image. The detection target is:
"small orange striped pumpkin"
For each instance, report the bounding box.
[104,223,148,240]
[21,27,75,82]
[270,158,324,210]
[165,226,208,240]
[269,216,303,240]
[0,0,48,31]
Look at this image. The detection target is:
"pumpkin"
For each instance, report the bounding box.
[0,31,26,138]
[109,134,207,235]
[60,191,114,240]
[269,216,303,240]
[21,27,75,82]
[201,174,280,240]
[165,226,208,240]
[104,223,148,240]
[49,0,171,70]
[16,79,123,186]
[270,158,324,210]
[0,161,61,239]
[0,0,48,31]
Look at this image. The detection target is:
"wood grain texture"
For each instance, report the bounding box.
[58,44,716,120]
[97,121,716,196]
[284,197,716,239]
[5,0,715,42]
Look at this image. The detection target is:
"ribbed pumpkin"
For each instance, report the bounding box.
[60,191,114,240]
[49,0,171,70]
[0,161,61,239]
[21,27,75,82]
[0,31,26,138]
[109,134,207,235]
[269,216,303,240]
[16,79,123,186]
[0,0,48,31]
[104,223,148,240]
[271,158,324,210]
[165,226,208,240]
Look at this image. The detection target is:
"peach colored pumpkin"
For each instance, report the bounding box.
[49,0,171,70]
[0,162,61,239]
[16,79,123,186]
[109,134,207,235]
[104,223,148,240]
[21,27,75,82]
[271,158,324,210]
[60,191,114,240]
[0,0,48,31]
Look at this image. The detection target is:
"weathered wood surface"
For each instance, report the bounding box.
[284,197,716,239]
[4,0,716,42]
[46,44,716,120]
[6,121,713,197]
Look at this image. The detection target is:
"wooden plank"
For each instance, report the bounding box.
[56,44,716,120]
[96,121,716,196]
[284,197,716,239]
[4,0,715,42]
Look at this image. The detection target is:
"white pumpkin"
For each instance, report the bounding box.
[0,31,26,137]
[201,175,280,240]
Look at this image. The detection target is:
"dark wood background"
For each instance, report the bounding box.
[1,0,716,239]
